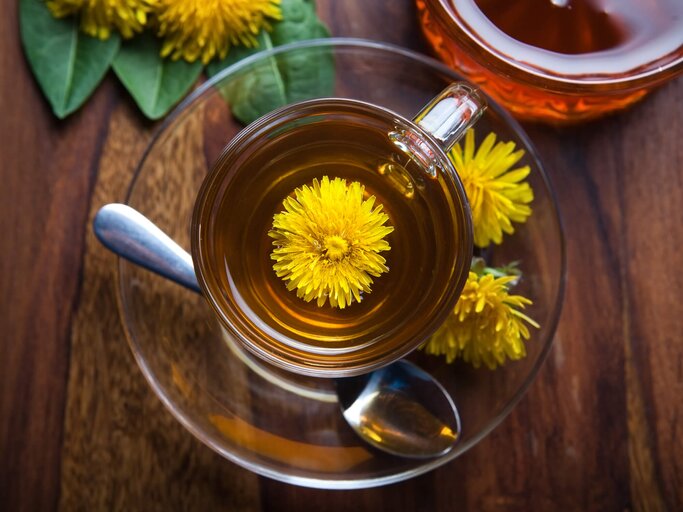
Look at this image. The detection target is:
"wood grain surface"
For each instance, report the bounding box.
[1,1,682,510]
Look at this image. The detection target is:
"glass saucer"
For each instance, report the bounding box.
[116,38,566,489]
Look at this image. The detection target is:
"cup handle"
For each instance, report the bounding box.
[414,83,486,152]
[390,84,486,174]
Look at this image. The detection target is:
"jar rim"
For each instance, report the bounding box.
[428,0,683,92]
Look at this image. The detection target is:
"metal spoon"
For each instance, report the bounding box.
[94,203,461,458]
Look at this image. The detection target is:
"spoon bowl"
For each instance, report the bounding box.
[337,360,460,458]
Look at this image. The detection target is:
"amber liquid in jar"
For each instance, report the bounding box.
[417,0,683,122]
[195,102,471,374]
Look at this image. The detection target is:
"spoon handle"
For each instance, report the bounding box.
[93,203,201,293]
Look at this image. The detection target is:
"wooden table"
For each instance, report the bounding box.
[2,1,682,510]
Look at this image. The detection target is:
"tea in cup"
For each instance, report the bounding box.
[192,84,485,377]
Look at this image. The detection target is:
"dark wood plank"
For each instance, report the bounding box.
[617,81,683,509]
[0,2,115,509]
[320,0,428,49]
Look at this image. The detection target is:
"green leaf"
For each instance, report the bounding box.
[19,0,120,118]
[207,31,287,124]
[112,33,203,120]
[206,0,334,125]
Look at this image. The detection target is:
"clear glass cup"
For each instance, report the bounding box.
[191,85,484,377]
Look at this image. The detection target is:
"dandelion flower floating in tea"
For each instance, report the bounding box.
[154,0,282,63]
[422,268,539,370]
[47,0,154,39]
[269,176,394,309]
[449,130,533,248]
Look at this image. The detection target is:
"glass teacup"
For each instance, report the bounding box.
[192,84,485,377]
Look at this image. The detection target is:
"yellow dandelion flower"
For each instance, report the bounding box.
[422,270,539,369]
[47,0,153,39]
[269,176,394,309]
[449,130,534,248]
[154,0,282,64]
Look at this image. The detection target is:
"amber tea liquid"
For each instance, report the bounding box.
[194,101,471,374]
[417,0,683,122]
